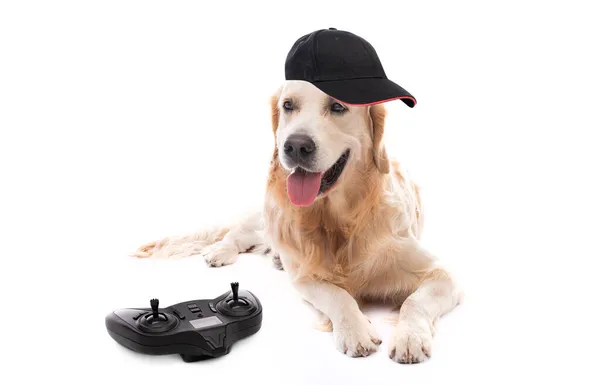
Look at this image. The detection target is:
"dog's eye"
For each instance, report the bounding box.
[283,101,293,111]
[331,102,346,113]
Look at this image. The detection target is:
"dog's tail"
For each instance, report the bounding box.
[131,224,231,259]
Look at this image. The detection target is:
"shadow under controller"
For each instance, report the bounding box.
[105,282,263,362]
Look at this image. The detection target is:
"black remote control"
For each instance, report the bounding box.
[105,282,262,362]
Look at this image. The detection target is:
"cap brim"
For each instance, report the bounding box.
[309,78,416,108]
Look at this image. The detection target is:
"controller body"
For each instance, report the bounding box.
[105,284,262,362]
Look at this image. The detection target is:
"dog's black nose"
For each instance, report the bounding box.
[283,135,316,164]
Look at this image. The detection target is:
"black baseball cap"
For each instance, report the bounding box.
[285,28,416,108]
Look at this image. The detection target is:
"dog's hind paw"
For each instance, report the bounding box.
[313,312,333,332]
[201,242,239,267]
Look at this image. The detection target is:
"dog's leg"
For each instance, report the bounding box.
[286,275,382,357]
[199,211,267,267]
[385,239,462,364]
[132,211,275,267]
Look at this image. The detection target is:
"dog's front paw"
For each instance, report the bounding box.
[201,242,239,267]
[333,314,382,357]
[271,253,284,270]
[260,247,284,270]
[388,317,433,364]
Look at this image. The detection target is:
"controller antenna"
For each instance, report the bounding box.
[231,282,239,304]
[150,298,159,319]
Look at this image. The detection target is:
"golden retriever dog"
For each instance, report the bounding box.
[134,80,462,363]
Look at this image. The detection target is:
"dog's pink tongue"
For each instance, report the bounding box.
[287,169,322,206]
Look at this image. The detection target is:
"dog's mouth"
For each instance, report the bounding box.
[319,149,350,194]
[286,149,350,207]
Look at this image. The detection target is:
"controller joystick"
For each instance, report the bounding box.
[216,282,257,317]
[150,298,159,319]
[231,282,239,304]
[136,298,178,333]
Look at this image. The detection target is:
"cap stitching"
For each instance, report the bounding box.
[311,30,324,81]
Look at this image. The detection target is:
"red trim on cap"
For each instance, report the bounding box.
[340,95,417,107]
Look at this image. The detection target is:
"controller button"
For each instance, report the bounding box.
[173,309,185,320]
[133,312,146,320]
[190,307,201,313]
[196,313,204,318]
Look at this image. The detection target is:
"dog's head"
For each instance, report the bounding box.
[270,80,389,207]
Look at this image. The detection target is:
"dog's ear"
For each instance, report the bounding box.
[269,87,282,162]
[369,103,390,174]
[270,86,282,135]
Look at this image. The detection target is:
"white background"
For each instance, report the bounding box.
[1,1,599,384]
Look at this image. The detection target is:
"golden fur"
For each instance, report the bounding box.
[264,87,430,305]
